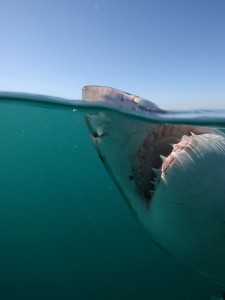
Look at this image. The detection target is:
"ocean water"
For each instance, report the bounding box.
[0,93,224,300]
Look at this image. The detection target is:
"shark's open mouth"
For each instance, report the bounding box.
[132,124,209,204]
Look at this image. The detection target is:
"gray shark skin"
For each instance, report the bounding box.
[82,85,225,296]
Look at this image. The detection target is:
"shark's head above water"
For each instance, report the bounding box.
[82,85,225,292]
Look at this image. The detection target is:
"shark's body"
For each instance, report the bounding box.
[82,85,225,297]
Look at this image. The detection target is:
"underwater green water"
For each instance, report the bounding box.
[0,94,224,300]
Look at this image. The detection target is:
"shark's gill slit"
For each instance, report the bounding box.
[132,124,208,204]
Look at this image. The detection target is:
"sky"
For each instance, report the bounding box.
[0,0,224,109]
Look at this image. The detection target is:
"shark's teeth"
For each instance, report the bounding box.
[150,179,159,187]
[181,135,188,141]
[150,191,155,197]
[151,167,161,176]
[160,155,167,162]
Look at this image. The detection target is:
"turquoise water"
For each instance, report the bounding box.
[0,93,224,300]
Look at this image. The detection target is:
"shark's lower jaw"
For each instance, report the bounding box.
[132,125,209,204]
[132,124,225,288]
[140,129,225,287]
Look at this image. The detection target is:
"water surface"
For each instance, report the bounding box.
[0,93,224,300]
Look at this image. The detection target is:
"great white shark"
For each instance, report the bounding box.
[82,85,225,299]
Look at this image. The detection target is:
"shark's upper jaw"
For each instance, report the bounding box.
[132,124,209,204]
